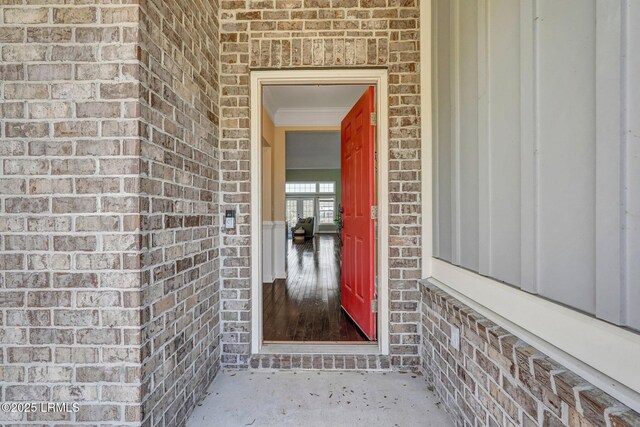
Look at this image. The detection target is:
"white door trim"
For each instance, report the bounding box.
[250,69,390,355]
[420,0,434,278]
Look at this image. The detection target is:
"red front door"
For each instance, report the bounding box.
[341,86,376,340]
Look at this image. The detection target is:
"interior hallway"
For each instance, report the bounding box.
[187,370,453,427]
[263,235,368,342]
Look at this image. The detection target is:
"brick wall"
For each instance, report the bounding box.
[0,2,143,425]
[137,0,220,425]
[6,3,636,427]
[219,0,422,369]
[420,282,640,427]
[0,0,220,425]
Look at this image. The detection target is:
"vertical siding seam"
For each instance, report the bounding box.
[619,0,628,324]
[451,0,462,265]
[477,0,491,277]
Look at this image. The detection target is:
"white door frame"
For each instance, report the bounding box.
[250,69,390,355]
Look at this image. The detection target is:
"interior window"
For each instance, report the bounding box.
[285,182,317,193]
[319,182,335,193]
[302,199,315,218]
[318,198,335,224]
[285,182,337,225]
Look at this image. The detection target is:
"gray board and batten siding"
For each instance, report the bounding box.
[432,0,640,330]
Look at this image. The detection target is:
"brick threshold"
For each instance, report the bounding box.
[248,354,399,370]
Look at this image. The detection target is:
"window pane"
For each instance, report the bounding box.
[319,182,335,193]
[285,182,316,193]
[302,199,314,218]
[286,199,298,226]
[318,198,334,224]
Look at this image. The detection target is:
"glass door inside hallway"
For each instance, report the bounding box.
[286,198,315,237]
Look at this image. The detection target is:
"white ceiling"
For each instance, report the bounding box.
[263,85,369,127]
[285,131,341,170]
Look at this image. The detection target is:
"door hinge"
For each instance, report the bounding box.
[371,205,378,220]
[371,299,378,313]
[370,112,377,126]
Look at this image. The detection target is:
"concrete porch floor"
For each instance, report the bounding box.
[187,370,453,427]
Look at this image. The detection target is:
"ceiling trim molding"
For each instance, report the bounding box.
[274,107,349,127]
[262,89,277,121]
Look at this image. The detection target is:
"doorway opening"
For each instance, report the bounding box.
[274,128,367,342]
[250,70,390,355]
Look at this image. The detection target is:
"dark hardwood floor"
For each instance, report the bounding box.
[263,234,369,342]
